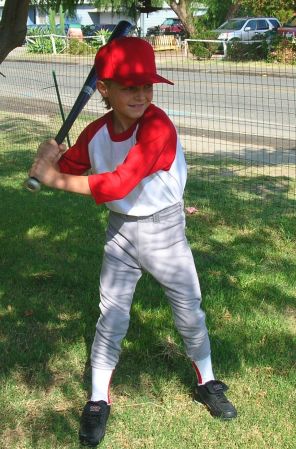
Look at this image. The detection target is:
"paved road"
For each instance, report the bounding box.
[1,54,296,171]
[1,57,295,142]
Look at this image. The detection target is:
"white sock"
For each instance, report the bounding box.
[91,367,113,404]
[192,355,215,385]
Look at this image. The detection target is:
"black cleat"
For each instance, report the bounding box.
[79,400,110,447]
[194,380,237,420]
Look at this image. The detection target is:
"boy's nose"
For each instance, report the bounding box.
[135,87,146,98]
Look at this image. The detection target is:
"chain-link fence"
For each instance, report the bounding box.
[1,37,295,214]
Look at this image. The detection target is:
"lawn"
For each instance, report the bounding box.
[0,112,295,449]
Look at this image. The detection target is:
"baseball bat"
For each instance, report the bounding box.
[26,20,133,192]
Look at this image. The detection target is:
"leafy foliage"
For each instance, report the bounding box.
[235,0,296,18]
[202,0,234,29]
[67,38,97,54]
[26,34,65,54]
[30,0,162,18]
[202,0,296,29]
[188,22,219,59]
[268,35,296,64]
[25,28,103,55]
[225,39,270,62]
[30,0,82,14]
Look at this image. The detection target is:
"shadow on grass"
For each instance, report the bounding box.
[0,107,99,156]
[0,115,59,149]
[0,154,295,446]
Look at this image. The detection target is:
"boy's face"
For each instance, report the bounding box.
[97,80,153,127]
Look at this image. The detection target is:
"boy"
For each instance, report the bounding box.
[29,37,237,447]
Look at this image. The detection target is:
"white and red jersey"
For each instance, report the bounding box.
[58,104,187,216]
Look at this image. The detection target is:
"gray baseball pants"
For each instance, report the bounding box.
[91,202,211,369]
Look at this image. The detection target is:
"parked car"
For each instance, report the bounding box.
[277,15,296,38]
[215,17,281,42]
[146,18,185,38]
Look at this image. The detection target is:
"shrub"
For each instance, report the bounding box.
[27,37,53,54]
[67,39,97,55]
[26,26,66,54]
[84,29,111,51]
[188,25,219,60]
[225,39,269,62]
[267,36,296,65]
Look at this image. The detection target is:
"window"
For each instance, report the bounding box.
[163,19,178,26]
[219,19,247,30]
[269,19,280,29]
[256,20,269,30]
[246,20,257,31]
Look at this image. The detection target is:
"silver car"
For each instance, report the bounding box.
[216,17,281,42]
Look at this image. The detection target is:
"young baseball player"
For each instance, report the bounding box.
[29,37,237,447]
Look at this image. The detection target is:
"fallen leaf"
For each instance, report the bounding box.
[185,207,198,215]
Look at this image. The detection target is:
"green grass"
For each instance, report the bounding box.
[0,113,295,449]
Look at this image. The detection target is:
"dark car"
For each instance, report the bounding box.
[277,15,296,38]
[147,18,185,38]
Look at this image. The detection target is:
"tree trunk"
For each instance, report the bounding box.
[226,3,242,19]
[170,0,196,37]
[0,0,30,65]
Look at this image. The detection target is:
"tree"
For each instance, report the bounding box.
[235,0,296,18]
[0,0,30,64]
[0,0,79,65]
[203,0,296,28]
[169,1,195,36]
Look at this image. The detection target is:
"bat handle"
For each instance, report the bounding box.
[25,176,41,192]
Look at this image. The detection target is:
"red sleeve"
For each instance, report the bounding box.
[58,132,91,175]
[88,107,177,204]
[57,115,108,175]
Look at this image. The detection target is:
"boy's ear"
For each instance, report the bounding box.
[97,80,109,98]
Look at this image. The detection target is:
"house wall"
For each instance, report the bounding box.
[71,4,99,25]
[101,11,133,25]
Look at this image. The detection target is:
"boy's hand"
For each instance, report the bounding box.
[36,139,67,163]
[29,156,60,188]
[28,139,91,195]
[28,139,67,189]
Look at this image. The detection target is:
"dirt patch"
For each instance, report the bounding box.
[0,96,65,116]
